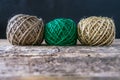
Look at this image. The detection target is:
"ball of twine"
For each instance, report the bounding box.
[6,14,44,45]
[77,16,115,46]
[45,18,77,46]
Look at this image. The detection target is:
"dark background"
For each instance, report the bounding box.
[0,0,120,38]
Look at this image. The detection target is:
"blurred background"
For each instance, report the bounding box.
[0,0,120,38]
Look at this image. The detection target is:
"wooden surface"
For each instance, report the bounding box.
[0,39,120,80]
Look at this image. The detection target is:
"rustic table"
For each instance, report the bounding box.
[0,39,120,80]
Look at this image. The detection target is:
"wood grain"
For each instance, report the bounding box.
[0,39,120,79]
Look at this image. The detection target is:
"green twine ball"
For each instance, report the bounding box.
[45,18,77,46]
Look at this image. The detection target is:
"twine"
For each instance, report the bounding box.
[45,18,77,46]
[77,16,115,46]
[6,14,44,45]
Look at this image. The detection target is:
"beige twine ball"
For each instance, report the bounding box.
[6,14,44,45]
[77,16,115,46]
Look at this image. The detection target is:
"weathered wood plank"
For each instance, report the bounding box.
[0,39,120,79]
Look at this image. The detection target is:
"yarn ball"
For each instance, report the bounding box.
[6,14,44,45]
[45,18,77,46]
[77,16,115,46]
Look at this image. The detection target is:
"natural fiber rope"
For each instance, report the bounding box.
[6,14,44,45]
[77,16,115,46]
[45,18,77,46]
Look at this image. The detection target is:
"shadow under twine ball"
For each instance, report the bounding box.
[6,14,44,45]
[45,18,77,46]
[78,16,115,46]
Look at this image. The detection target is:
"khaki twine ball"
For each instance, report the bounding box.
[6,14,44,45]
[77,16,115,46]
